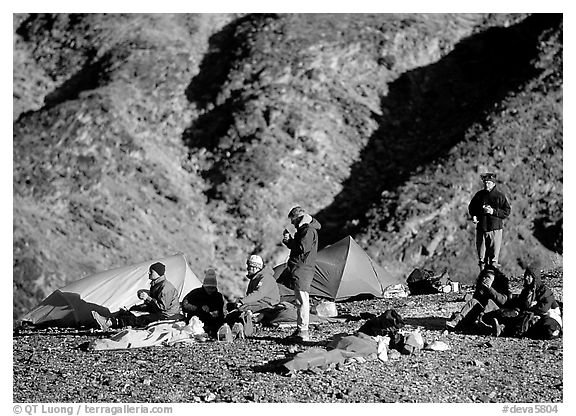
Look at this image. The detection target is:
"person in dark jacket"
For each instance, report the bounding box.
[181,268,226,336]
[486,263,562,339]
[446,265,510,331]
[468,172,511,270]
[277,206,321,342]
[92,262,183,331]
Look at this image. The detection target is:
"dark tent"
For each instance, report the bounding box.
[273,236,404,302]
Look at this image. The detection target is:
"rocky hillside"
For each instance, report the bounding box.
[13,13,562,320]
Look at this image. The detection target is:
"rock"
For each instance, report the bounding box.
[424,340,451,351]
[388,349,402,360]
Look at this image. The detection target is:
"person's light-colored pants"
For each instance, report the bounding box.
[476,228,503,267]
[294,289,310,332]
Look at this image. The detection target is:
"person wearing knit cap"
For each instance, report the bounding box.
[225,254,281,335]
[92,261,183,331]
[468,172,511,271]
[181,268,226,336]
[277,205,322,342]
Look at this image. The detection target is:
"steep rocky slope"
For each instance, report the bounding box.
[13,13,562,320]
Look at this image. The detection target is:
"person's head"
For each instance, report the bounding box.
[481,266,496,286]
[288,206,306,226]
[203,268,218,294]
[481,172,497,191]
[524,262,541,288]
[148,262,166,281]
[246,254,264,277]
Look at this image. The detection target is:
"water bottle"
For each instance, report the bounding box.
[217,323,232,342]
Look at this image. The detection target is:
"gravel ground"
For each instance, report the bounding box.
[13,273,563,404]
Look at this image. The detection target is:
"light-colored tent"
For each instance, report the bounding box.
[273,236,404,301]
[20,253,202,328]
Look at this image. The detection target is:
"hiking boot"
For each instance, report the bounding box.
[492,318,505,337]
[286,329,310,342]
[241,310,254,337]
[446,313,462,330]
[92,311,113,331]
[231,322,245,340]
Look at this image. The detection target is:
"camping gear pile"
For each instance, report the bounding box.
[406,268,455,295]
[279,309,452,374]
[87,316,207,351]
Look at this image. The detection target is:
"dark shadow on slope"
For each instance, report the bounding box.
[41,48,128,112]
[314,14,562,246]
[184,13,279,111]
[182,14,280,198]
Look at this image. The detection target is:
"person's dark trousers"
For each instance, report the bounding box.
[457,298,485,327]
[117,312,184,328]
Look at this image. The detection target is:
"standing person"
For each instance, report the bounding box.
[92,262,183,331]
[277,206,321,342]
[180,268,226,336]
[468,172,511,270]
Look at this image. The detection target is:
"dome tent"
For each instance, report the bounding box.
[273,236,404,302]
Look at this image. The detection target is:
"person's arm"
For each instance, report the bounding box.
[208,294,226,319]
[529,287,555,315]
[282,231,295,249]
[297,228,315,258]
[493,194,511,219]
[468,193,481,218]
[242,274,278,307]
[129,303,148,312]
[146,285,178,313]
[484,286,509,307]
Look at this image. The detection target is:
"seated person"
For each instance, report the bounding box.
[446,265,510,331]
[181,268,226,335]
[92,262,183,331]
[230,254,280,314]
[225,255,281,335]
[484,263,562,339]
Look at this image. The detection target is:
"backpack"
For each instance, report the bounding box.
[407,268,450,295]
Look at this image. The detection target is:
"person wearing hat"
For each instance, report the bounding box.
[236,254,280,313]
[468,172,511,270]
[277,205,322,342]
[224,254,281,337]
[226,255,281,332]
[180,268,226,336]
[92,261,183,331]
